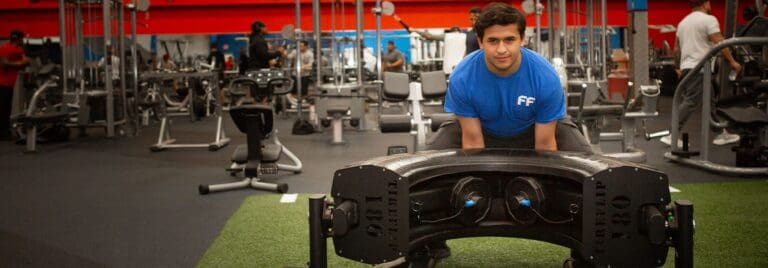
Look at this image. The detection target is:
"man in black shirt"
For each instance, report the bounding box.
[208,43,225,71]
[247,21,272,70]
[465,7,482,55]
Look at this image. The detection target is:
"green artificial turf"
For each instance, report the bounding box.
[198,181,768,267]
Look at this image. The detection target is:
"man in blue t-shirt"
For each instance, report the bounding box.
[430,3,590,153]
[419,5,592,264]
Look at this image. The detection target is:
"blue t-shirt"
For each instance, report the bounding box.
[444,48,565,137]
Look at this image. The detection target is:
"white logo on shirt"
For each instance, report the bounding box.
[517,95,536,106]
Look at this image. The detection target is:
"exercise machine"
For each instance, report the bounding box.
[309,0,369,144]
[308,149,693,267]
[142,71,229,152]
[379,71,453,152]
[10,64,71,153]
[666,31,768,175]
[199,71,302,194]
[59,0,131,137]
[569,80,661,163]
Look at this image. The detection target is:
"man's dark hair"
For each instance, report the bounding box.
[10,30,24,42]
[299,40,308,46]
[469,7,482,14]
[474,3,526,40]
[251,21,266,35]
[689,0,708,8]
[387,40,395,45]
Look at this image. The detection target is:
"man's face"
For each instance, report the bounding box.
[703,1,712,14]
[387,43,395,52]
[479,24,524,76]
[299,42,308,52]
[470,12,480,26]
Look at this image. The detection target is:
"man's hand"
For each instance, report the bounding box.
[730,61,742,74]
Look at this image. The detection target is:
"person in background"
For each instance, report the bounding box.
[417,7,482,56]
[286,40,314,99]
[98,47,121,83]
[382,40,404,72]
[0,30,30,140]
[225,55,235,71]
[270,43,288,68]
[208,43,225,72]
[669,0,743,146]
[238,47,249,75]
[158,53,177,71]
[464,7,482,55]
[247,21,273,71]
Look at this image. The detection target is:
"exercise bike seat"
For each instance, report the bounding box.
[231,143,282,164]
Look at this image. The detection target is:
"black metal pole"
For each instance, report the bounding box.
[674,200,694,268]
[309,194,328,268]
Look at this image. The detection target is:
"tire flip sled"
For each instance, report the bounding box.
[308,150,694,268]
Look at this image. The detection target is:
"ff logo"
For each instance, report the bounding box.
[517,95,536,106]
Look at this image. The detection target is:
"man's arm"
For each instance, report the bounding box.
[709,32,742,74]
[387,53,404,69]
[534,121,558,151]
[1,54,30,67]
[457,116,484,149]
[417,31,445,41]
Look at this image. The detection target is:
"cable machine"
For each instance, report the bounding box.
[59,0,130,137]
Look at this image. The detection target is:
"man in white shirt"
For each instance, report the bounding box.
[668,0,742,146]
[286,40,314,99]
[98,48,121,82]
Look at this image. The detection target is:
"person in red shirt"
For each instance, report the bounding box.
[0,30,30,139]
[224,56,234,71]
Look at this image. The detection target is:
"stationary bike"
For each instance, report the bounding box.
[198,72,302,194]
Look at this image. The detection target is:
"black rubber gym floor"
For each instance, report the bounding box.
[0,96,760,267]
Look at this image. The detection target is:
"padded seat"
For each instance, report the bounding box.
[327,106,349,116]
[567,105,625,117]
[15,111,69,125]
[138,99,162,108]
[717,105,768,126]
[420,71,448,99]
[231,143,282,164]
[383,72,410,101]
